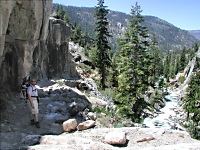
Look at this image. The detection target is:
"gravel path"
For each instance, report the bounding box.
[1,79,200,150]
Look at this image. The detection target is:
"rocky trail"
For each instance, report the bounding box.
[1,78,200,150]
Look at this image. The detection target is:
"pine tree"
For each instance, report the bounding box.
[182,71,200,139]
[175,55,180,75]
[55,4,70,24]
[71,23,82,45]
[163,51,170,80]
[170,51,176,78]
[114,2,150,122]
[180,47,187,71]
[149,35,162,86]
[94,0,112,90]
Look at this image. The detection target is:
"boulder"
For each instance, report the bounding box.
[38,89,48,98]
[105,132,127,145]
[62,119,77,132]
[87,112,97,121]
[77,120,96,131]
[88,97,108,107]
[68,101,87,116]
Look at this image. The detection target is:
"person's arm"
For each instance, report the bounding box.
[22,84,26,88]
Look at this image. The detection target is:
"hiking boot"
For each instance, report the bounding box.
[35,122,40,128]
[30,119,35,125]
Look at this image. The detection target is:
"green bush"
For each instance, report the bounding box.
[179,76,186,83]
[57,81,65,86]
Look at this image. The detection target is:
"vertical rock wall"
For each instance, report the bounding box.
[46,18,79,79]
[0,0,79,91]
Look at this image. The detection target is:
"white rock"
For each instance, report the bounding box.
[62,119,77,132]
[77,120,96,131]
[87,112,97,121]
[88,97,108,106]
[105,132,127,145]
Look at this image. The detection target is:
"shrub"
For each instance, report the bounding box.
[179,76,186,84]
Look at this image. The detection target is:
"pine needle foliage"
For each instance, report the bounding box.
[182,71,200,139]
[94,0,112,90]
[114,2,151,122]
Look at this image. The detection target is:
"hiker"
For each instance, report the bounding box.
[27,79,40,128]
[20,75,30,101]
[21,80,29,100]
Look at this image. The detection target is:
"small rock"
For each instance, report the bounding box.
[77,120,96,131]
[105,132,127,145]
[87,112,97,121]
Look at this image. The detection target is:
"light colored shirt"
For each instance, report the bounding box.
[27,85,38,97]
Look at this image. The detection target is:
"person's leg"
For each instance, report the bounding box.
[34,113,38,122]
[29,112,35,125]
[35,113,40,128]
[27,100,35,125]
[33,99,40,128]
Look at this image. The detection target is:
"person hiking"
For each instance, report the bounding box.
[27,79,40,128]
[21,80,29,100]
[20,75,30,101]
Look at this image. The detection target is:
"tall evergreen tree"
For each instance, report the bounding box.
[163,51,170,80]
[182,71,200,139]
[56,4,70,23]
[149,35,162,86]
[180,47,187,71]
[114,2,151,122]
[71,23,82,45]
[170,51,176,78]
[94,0,112,90]
[175,55,180,75]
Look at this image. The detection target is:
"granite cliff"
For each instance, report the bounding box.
[0,0,79,92]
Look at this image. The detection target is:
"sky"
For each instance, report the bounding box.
[53,0,200,30]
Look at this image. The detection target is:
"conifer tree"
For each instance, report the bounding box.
[180,47,187,71]
[183,71,200,139]
[170,51,176,78]
[149,35,162,86]
[71,23,82,45]
[55,4,70,24]
[114,2,151,122]
[163,51,170,80]
[175,55,180,74]
[94,0,112,90]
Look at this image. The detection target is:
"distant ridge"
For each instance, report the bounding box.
[188,30,200,40]
[53,4,199,52]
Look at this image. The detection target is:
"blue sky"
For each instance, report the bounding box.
[53,0,200,30]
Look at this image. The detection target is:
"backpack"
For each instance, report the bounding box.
[20,75,30,100]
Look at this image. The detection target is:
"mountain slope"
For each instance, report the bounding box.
[53,5,199,52]
[188,30,200,40]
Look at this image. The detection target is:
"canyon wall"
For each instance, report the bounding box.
[0,0,79,91]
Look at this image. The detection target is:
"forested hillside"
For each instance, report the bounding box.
[52,2,200,140]
[52,4,199,52]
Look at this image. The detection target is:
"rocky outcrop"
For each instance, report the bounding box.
[46,18,79,79]
[177,48,200,98]
[0,0,52,90]
[0,0,79,91]
[25,128,200,150]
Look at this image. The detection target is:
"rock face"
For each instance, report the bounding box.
[0,0,79,91]
[46,18,79,79]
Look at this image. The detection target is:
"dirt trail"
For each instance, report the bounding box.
[1,79,200,150]
[1,79,64,149]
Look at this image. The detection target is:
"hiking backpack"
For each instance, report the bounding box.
[20,75,30,100]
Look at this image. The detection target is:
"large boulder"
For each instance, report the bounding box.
[62,119,77,132]
[104,132,127,145]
